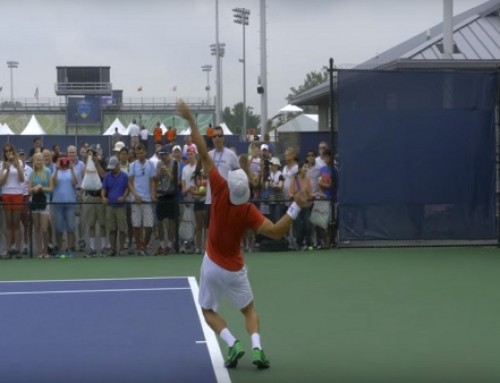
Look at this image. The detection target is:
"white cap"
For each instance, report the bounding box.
[271,157,281,167]
[113,141,125,152]
[173,145,182,152]
[260,144,269,151]
[228,169,250,205]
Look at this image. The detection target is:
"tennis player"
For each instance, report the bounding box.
[178,101,311,369]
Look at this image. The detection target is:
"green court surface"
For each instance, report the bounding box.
[1,247,499,383]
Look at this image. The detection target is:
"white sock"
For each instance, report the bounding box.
[220,328,237,347]
[160,241,166,248]
[251,333,262,350]
[89,237,95,250]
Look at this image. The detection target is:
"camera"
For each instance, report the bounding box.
[59,156,69,168]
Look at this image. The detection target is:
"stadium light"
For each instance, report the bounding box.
[7,61,19,103]
[201,65,212,105]
[233,7,250,135]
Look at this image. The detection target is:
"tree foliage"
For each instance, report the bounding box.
[222,102,260,136]
[286,68,328,107]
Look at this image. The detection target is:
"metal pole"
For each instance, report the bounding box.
[243,21,247,135]
[215,0,221,125]
[260,0,268,137]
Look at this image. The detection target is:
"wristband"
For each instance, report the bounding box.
[286,202,301,220]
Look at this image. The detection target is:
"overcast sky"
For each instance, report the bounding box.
[0,0,487,120]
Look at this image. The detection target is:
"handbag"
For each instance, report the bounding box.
[309,200,330,230]
[31,190,47,211]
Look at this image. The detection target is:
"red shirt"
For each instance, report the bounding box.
[207,167,265,271]
[154,127,163,143]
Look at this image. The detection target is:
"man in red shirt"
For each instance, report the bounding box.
[178,101,310,370]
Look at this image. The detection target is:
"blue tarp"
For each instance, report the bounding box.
[338,70,498,240]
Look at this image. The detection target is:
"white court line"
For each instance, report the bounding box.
[188,276,231,383]
[0,287,190,296]
[0,276,186,284]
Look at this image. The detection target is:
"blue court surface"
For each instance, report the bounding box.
[0,277,231,383]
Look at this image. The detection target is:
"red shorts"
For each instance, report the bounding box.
[2,194,24,211]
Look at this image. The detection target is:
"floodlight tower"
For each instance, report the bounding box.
[233,7,250,135]
[201,65,213,104]
[210,42,225,122]
[7,61,19,103]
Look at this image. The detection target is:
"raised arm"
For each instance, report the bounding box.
[177,101,214,173]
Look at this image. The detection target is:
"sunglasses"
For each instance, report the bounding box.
[212,134,223,138]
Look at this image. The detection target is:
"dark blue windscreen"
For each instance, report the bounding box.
[338,70,497,240]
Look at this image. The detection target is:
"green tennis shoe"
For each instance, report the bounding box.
[224,340,245,368]
[252,348,270,369]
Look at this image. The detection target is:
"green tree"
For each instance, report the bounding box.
[286,68,328,113]
[222,102,260,136]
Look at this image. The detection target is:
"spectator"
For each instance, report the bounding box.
[316,141,328,168]
[112,141,126,158]
[262,133,275,156]
[282,147,299,202]
[67,145,86,251]
[318,149,336,248]
[0,144,25,259]
[102,156,129,257]
[191,161,207,254]
[51,153,78,257]
[128,143,156,256]
[111,127,122,147]
[205,126,239,235]
[18,149,33,255]
[182,135,197,155]
[267,157,284,223]
[181,146,199,252]
[165,126,176,144]
[206,123,214,149]
[153,122,163,146]
[128,119,141,149]
[29,153,53,258]
[155,145,178,255]
[305,149,323,248]
[44,149,55,173]
[118,147,134,252]
[140,125,149,151]
[82,146,106,257]
[29,137,43,159]
[289,162,313,250]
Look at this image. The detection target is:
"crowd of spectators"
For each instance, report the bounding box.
[0,125,337,259]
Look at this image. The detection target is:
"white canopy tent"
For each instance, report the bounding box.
[279,104,303,113]
[103,117,128,135]
[277,114,318,132]
[0,123,15,135]
[20,115,47,135]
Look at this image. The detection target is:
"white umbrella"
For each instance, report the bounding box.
[279,104,303,113]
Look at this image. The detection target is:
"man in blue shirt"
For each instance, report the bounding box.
[102,156,129,256]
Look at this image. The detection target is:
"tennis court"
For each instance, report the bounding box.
[1,247,499,383]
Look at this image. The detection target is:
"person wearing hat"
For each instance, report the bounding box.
[155,144,178,255]
[102,156,129,257]
[113,141,126,155]
[178,101,311,370]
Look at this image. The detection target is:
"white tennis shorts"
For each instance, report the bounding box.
[198,254,254,312]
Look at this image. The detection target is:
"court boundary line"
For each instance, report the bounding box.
[188,276,231,383]
[0,287,190,296]
[0,276,186,284]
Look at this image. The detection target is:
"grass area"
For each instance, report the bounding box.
[1,247,500,383]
